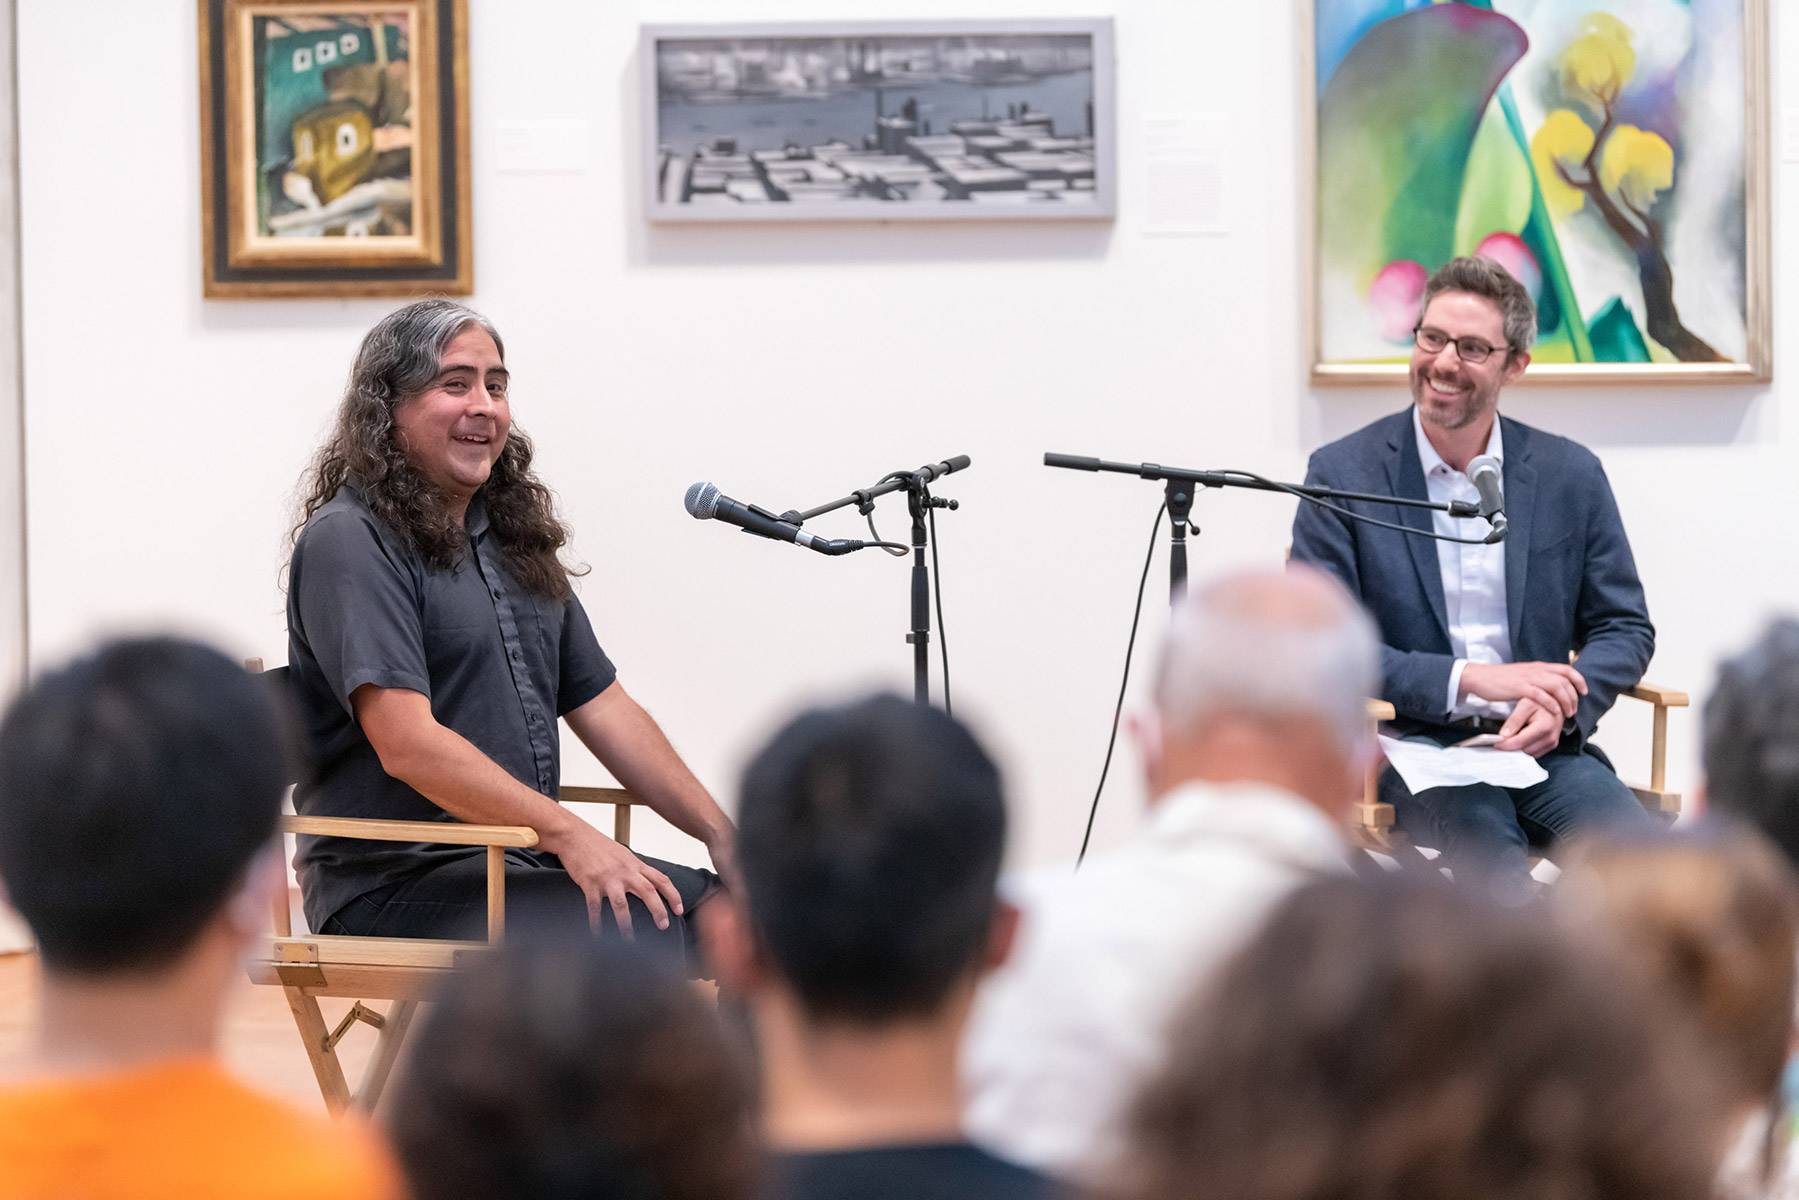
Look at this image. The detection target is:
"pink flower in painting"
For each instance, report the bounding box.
[1369,260,1427,343]
[1474,233,1543,302]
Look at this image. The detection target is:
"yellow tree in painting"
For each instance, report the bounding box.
[1529,13,1721,361]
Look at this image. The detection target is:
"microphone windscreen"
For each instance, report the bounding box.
[684,481,719,520]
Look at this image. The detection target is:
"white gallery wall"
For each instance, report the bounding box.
[10,1,1795,873]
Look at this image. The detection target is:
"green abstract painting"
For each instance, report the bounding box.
[1310,0,1769,382]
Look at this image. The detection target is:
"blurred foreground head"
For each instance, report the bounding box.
[0,637,292,975]
[1556,825,1799,1107]
[1109,874,1727,1200]
[732,693,1007,1022]
[390,943,756,1200]
[1146,564,1379,812]
[1704,618,1799,870]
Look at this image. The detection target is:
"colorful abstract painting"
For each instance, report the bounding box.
[199,0,472,298]
[1310,0,1769,382]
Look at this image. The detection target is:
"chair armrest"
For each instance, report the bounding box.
[559,786,640,807]
[282,815,538,848]
[1621,682,1689,707]
[1367,699,1396,722]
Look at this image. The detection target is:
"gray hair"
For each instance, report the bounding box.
[354,297,506,407]
[1703,618,1799,872]
[1419,255,1539,355]
[1154,566,1380,758]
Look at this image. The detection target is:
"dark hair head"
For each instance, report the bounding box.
[1108,874,1727,1200]
[389,943,757,1200]
[1704,618,1799,870]
[293,297,580,600]
[1556,823,1799,1103]
[0,637,293,974]
[1419,255,1538,355]
[737,694,1007,1023]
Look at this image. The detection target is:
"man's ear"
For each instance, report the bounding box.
[983,899,1021,972]
[1503,348,1532,385]
[699,894,768,997]
[226,843,286,939]
[1128,708,1165,799]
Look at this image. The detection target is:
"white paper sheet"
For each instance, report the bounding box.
[1378,734,1548,793]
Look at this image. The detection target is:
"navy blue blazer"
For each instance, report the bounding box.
[1290,409,1653,747]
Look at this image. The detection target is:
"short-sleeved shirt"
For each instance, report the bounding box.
[766,1144,1056,1200]
[0,1057,401,1200]
[287,487,616,931]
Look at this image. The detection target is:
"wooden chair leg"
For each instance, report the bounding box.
[283,986,353,1115]
[352,1000,418,1116]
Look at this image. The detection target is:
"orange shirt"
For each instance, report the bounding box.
[0,1058,400,1200]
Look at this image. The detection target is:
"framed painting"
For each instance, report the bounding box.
[1306,0,1770,384]
[641,19,1116,222]
[198,0,471,298]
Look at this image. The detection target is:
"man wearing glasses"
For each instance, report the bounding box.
[1291,256,1656,894]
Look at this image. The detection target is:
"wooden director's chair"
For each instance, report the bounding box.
[1351,683,1690,856]
[244,659,643,1116]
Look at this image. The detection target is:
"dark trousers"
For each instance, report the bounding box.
[1380,739,1657,893]
[320,849,722,976]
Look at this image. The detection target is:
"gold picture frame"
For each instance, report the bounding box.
[199,0,471,298]
[1303,0,1770,386]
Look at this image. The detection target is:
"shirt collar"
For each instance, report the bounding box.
[465,494,490,539]
[1413,405,1503,478]
[1146,779,1350,872]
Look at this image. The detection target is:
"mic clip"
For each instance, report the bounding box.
[1447,500,1481,518]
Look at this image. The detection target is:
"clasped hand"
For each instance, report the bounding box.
[1459,661,1587,758]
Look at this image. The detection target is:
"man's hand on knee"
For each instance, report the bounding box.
[1493,697,1563,758]
[553,821,686,938]
[1460,661,1587,720]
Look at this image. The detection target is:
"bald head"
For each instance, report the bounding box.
[1154,565,1379,758]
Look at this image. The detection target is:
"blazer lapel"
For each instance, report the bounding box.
[1389,416,1449,640]
[1501,418,1536,653]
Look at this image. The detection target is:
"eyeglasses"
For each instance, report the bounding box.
[1413,326,1508,364]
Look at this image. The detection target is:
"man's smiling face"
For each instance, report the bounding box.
[1409,290,1528,434]
[394,324,511,506]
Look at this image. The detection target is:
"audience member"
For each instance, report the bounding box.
[1555,826,1799,1199]
[960,565,1378,1179]
[1703,618,1799,871]
[0,638,398,1200]
[1104,874,1728,1200]
[388,941,757,1200]
[705,694,1053,1200]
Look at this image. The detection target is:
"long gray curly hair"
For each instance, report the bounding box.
[292,298,581,600]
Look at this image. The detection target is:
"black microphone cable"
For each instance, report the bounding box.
[1077,500,1165,868]
[1210,469,1499,545]
[928,494,950,716]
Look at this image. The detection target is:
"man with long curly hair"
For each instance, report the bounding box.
[285,299,735,964]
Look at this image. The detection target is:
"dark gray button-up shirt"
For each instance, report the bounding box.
[287,487,616,931]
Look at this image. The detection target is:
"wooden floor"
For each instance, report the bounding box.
[0,949,382,1116]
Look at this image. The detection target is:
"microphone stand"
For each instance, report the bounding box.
[781,456,969,705]
[1045,452,1496,605]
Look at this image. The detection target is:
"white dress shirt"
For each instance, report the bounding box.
[1414,406,1513,720]
[959,781,1350,1180]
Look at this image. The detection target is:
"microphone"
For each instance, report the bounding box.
[1467,455,1508,542]
[684,482,863,555]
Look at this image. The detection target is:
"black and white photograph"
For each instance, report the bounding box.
[642,19,1115,221]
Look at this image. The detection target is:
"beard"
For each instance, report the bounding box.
[1410,364,1500,432]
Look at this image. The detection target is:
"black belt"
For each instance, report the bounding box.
[1446,716,1507,736]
